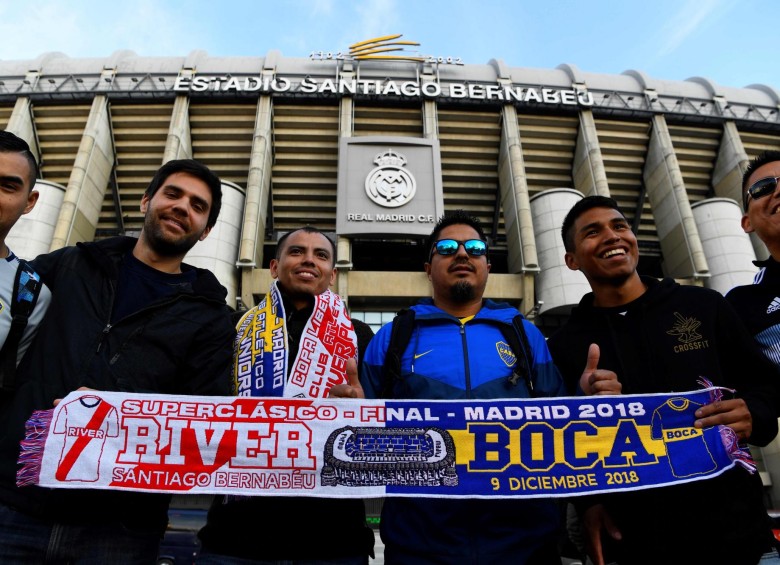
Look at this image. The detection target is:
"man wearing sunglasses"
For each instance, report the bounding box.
[726,151,780,372]
[360,210,567,564]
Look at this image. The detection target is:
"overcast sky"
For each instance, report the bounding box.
[0,0,775,90]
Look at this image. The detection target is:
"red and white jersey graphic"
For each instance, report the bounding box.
[53,395,119,482]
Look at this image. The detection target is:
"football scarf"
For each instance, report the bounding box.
[233,281,357,398]
[17,386,755,498]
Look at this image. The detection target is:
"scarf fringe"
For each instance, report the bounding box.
[16,408,53,487]
[697,378,755,473]
[720,425,757,473]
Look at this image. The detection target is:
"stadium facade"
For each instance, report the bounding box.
[2,39,780,502]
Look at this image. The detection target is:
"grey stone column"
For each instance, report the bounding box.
[237,85,274,309]
[573,109,610,197]
[51,94,114,249]
[712,121,768,260]
[163,95,193,162]
[643,114,709,280]
[335,64,356,304]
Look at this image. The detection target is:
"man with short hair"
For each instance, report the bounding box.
[726,150,780,367]
[197,226,376,564]
[360,210,566,564]
[548,195,780,565]
[0,130,51,376]
[0,159,235,563]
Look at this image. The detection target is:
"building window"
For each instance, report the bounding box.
[350,311,396,334]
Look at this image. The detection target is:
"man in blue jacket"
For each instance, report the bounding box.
[0,159,235,563]
[361,209,566,564]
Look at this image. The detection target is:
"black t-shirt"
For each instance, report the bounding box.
[111,251,196,322]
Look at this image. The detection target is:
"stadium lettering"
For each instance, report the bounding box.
[173,76,594,105]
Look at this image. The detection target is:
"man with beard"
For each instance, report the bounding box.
[360,210,566,564]
[0,159,234,563]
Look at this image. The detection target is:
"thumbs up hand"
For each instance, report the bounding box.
[578,343,622,396]
[328,357,365,399]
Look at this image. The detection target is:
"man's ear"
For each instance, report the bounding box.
[269,258,279,279]
[198,226,212,241]
[741,213,754,234]
[140,193,150,214]
[329,266,337,286]
[23,190,39,215]
[564,251,580,271]
[424,262,432,280]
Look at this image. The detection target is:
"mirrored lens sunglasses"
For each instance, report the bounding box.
[430,239,488,260]
[745,176,780,209]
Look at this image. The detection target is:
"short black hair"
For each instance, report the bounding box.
[742,150,780,209]
[426,209,488,262]
[144,159,222,228]
[561,195,626,252]
[275,226,336,265]
[0,130,38,190]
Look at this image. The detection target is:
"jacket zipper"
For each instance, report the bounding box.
[460,323,472,397]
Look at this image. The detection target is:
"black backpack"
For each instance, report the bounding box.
[0,259,43,395]
[379,308,536,398]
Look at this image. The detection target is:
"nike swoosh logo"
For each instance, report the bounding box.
[414,350,433,360]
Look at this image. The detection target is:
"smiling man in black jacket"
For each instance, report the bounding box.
[548,195,780,565]
[0,159,235,563]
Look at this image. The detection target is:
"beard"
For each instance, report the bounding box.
[449,280,475,303]
[143,211,203,257]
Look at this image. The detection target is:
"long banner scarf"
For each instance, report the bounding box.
[233,282,357,398]
[18,386,754,498]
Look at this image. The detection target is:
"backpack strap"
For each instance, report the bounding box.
[499,314,537,397]
[0,259,43,394]
[379,308,415,399]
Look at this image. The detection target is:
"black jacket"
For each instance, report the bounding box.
[548,276,780,565]
[0,236,234,534]
[198,294,376,560]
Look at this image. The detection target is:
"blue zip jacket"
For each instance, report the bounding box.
[361,298,566,564]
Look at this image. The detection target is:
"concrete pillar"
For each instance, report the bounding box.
[713,121,748,203]
[50,95,114,249]
[421,66,439,140]
[498,102,538,274]
[237,91,273,308]
[185,181,245,309]
[335,65,356,304]
[6,180,66,260]
[573,109,610,197]
[643,114,709,279]
[712,121,768,260]
[163,95,193,162]
[6,97,40,164]
[691,198,757,295]
[530,189,591,315]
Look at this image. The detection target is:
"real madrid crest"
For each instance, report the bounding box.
[365,148,417,208]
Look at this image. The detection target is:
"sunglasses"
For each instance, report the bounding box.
[430,239,488,260]
[745,176,780,209]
